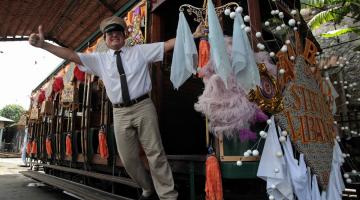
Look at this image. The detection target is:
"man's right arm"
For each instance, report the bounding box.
[29,25,83,66]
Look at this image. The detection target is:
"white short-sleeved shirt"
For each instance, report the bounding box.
[77,42,164,104]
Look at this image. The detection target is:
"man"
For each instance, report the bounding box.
[29,16,202,200]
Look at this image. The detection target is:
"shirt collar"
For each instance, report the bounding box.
[109,47,127,56]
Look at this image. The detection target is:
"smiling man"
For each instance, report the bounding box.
[29,15,202,200]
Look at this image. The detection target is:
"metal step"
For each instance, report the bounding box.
[20,170,135,200]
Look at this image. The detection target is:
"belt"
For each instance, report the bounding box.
[113,94,149,108]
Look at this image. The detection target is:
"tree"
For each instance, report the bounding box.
[0,104,25,122]
[301,0,360,37]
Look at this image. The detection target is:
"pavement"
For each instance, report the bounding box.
[0,158,77,200]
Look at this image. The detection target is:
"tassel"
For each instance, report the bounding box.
[98,127,109,159]
[31,140,37,154]
[205,155,223,200]
[65,133,72,156]
[46,137,52,156]
[198,38,210,71]
[239,129,257,142]
[26,141,32,155]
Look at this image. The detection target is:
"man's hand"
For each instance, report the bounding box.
[193,22,206,39]
[29,25,45,48]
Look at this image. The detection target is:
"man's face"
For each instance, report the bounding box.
[105,30,125,50]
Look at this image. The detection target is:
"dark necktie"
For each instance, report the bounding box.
[114,51,131,104]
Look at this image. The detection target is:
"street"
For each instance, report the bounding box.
[0,157,77,200]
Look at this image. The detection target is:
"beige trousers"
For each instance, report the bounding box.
[113,98,178,200]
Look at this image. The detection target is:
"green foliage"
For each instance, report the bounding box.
[320,27,360,37]
[0,104,25,122]
[307,7,342,29]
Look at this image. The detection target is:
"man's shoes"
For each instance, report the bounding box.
[138,193,158,200]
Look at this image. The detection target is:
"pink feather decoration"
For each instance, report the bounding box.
[239,129,257,142]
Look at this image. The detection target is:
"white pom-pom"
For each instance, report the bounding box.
[244,15,250,22]
[285,40,291,44]
[276,26,281,31]
[293,27,298,31]
[235,6,243,13]
[269,195,275,200]
[344,173,350,178]
[347,153,350,157]
[346,178,352,183]
[290,56,295,60]
[276,151,283,158]
[352,170,357,173]
[230,12,236,19]
[279,69,285,74]
[260,131,267,138]
[297,21,301,25]
[236,160,243,166]
[257,43,265,50]
[270,52,275,57]
[288,19,296,26]
[266,119,272,125]
[291,10,297,15]
[281,45,288,52]
[275,10,279,15]
[245,26,251,33]
[336,135,340,140]
[256,32,262,38]
[265,21,270,26]
[279,12,284,18]
[279,136,286,143]
[281,131,288,136]
[252,150,259,156]
[271,10,276,15]
[224,8,231,16]
[274,168,280,173]
[270,184,276,189]
[281,23,286,28]
[244,151,250,157]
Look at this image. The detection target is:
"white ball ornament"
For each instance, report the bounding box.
[266,119,272,125]
[269,195,275,200]
[276,151,283,158]
[260,131,267,138]
[229,12,236,19]
[279,12,284,18]
[265,21,270,26]
[346,178,352,183]
[236,160,243,166]
[244,15,250,22]
[281,130,288,136]
[285,40,291,44]
[270,184,276,189]
[257,43,265,50]
[271,10,276,15]
[281,45,288,52]
[281,23,286,28]
[244,151,250,157]
[352,170,357,173]
[276,26,281,31]
[336,136,340,140]
[290,56,295,60]
[252,150,259,156]
[245,26,251,33]
[288,19,296,26]
[293,27,298,31]
[255,32,262,38]
[346,153,350,157]
[235,6,243,13]
[297,21,301,25]
[279,136,286,143]
[274,168,280,173]
[279,69,285,74]
[275,10,279,15]
[270,52,275,57]
[344,173,350,178]
[224,8,231,16]
[291,10,297,15]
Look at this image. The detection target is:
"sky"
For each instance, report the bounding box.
[0,41,63,110]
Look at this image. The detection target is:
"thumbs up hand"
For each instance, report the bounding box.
[29,25,45,48]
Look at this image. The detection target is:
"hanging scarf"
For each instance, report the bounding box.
[98,127,109,159]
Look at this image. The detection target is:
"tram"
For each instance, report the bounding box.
[23,1,331,200]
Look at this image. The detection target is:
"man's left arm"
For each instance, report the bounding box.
[164,23,204,53]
